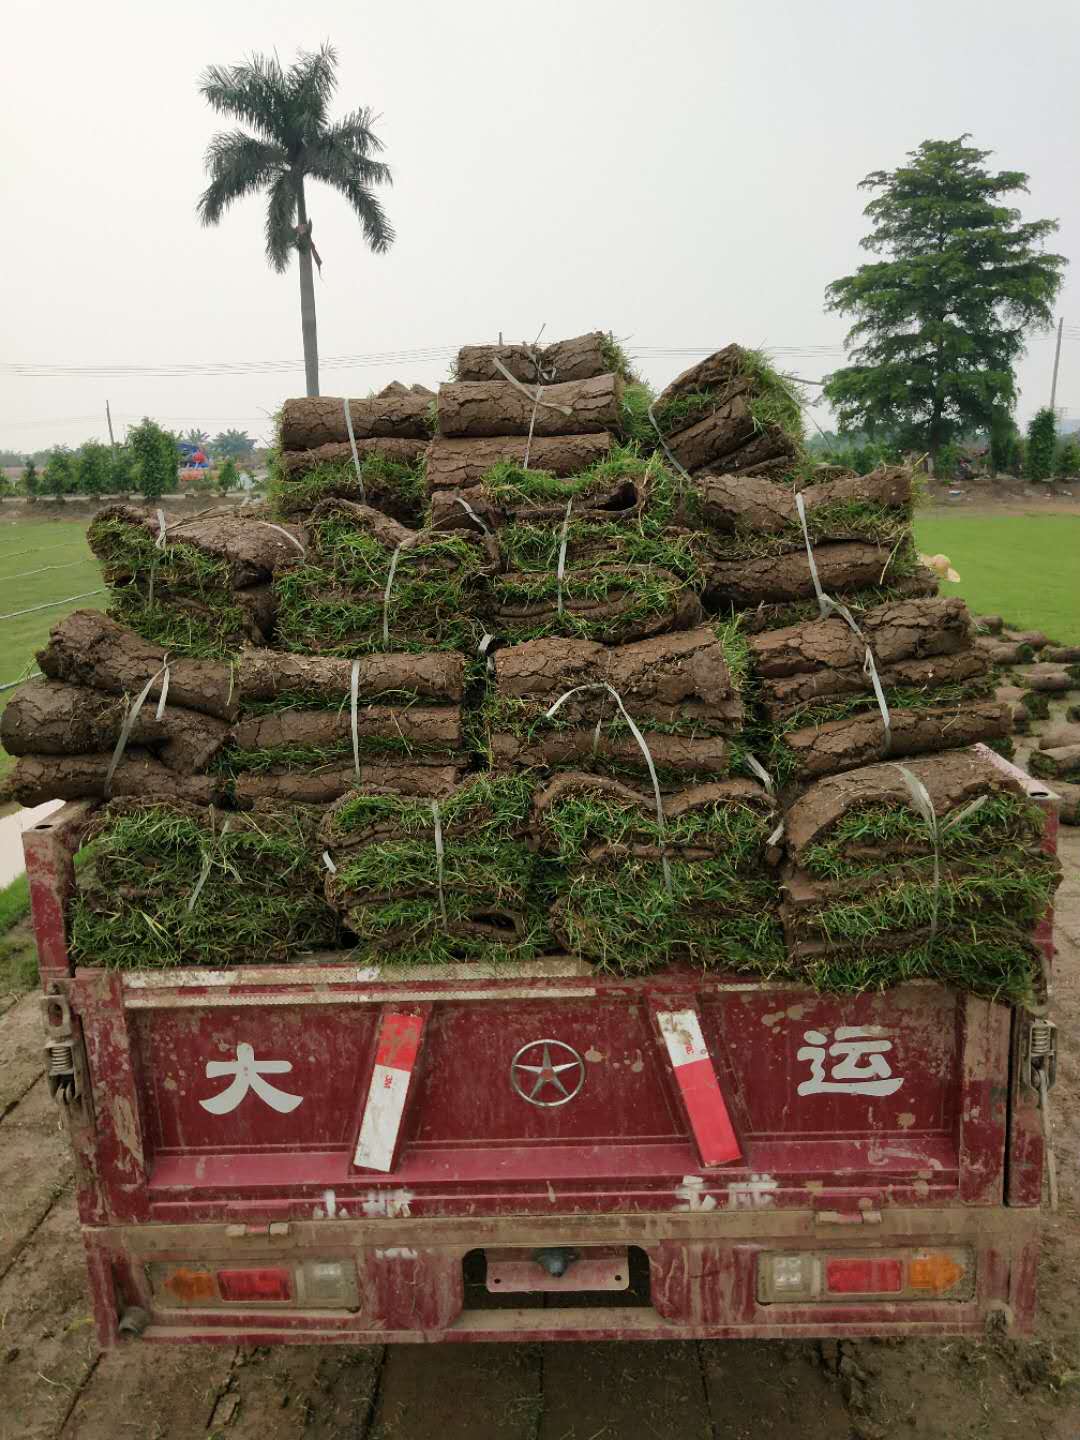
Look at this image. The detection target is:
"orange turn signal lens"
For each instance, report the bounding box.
[908,1253,965,1293]
[163,1267,216,1302]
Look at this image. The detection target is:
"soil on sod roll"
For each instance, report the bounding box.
[703,539,911,607]
[69,801,341,969]
[490,625,747,733]
[271,447,427,526]
[748,596,973,677]
[740,572,940,635]
[322,774,547,966]
[224,704,465,772]
[758,650,990,724]
[234,761,464,808]
[279,392,432,450]
[37,610,240,721]
[1,677,229,773]
[453,331,627,384]
[273,500,497,655]
[7,750,228,806]
[775,702,1011,783]
[685,465,912,535]
[235,649,465,706]
[1030,745,1080,781]
[425,433,613,492]
[436,374,623,438]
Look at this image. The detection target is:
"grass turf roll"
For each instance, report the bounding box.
[321,774,549,965]
[69,801,341,969]
[274,499,497,655]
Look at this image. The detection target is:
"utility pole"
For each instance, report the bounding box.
[1049,317,1064,416]
[105,400,116,453]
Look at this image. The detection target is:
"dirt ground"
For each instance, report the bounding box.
[0,722,1078,1439]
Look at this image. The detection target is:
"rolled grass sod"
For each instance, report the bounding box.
[913,514,1080,645]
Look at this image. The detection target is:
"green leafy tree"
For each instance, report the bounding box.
[44,447,77,500]
[0,449,25,467]
[211,428,255,460]
[182,428,210,448]
[216,457,240,493]
[76,440,113,497]
[1026,407,1057,481]
[824,136,1066,466]
[989,410,1020,474]
[22,458,38,501]
[128,419,178,501]
[196,43,394,398]
[110,445,135,494]
[1055,436,1080,477]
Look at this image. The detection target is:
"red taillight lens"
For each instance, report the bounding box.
[217,1267,292,1302]
[825,1258,903,1294]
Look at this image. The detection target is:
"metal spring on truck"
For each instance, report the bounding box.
[1029,1021,1054,1059]
[46,1043,75,1077]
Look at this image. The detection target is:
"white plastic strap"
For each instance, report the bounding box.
[322,850,337,874]
[453,495,492,534]
[103,659,171,796]
[342,397,366,500]
[647,400,694,483]
[545,682,672,894]
[382,538,414,647]
[795,490,891,750]
[350,658,361,777]
[767,820,785,847]
[556,497,574,616]
[431,800,447,925]
[154,508,168,548]
[154,654,171,721]
[258,522,306,555]
[743,752,775,797]
[187,819,231,913]
[491,355,573,416]
[147,509,169,608]
[479,632,496,673]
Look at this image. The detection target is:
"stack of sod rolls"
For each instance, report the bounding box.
[1,336,1057,995]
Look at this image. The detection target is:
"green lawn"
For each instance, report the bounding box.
[914,514,1080,645]
[0,518,103,774]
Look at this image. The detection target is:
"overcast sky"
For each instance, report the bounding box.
[3,0,1078,451]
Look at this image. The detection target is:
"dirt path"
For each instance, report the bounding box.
[0,751,1077,1438]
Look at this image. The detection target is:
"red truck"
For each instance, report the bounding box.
[26,746,1058,1349]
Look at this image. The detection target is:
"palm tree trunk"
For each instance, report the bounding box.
[296,178,320,398]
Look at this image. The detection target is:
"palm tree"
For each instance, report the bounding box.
[196,43,394,397]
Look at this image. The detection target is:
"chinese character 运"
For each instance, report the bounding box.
[797,1026,903,1097]
[199,1042,304,1115]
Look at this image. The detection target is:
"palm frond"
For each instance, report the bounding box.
[306,149,395,252]
[199,53,289,142]
[265,171,298,273]
[197,132,286,226]
[288,42,338,137]
[321,106,388,157]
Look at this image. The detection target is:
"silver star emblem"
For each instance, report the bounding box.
[510,1040,585,1107]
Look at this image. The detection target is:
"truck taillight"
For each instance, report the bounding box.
[217,1268,292,1302]
[826,1258,903,1294]
[758,1248,972,1304]
[162,1267,216,1302]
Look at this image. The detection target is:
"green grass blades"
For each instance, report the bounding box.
[653,349,806,448]
[794,931,1041,1008]
[535,787,771,864]
[107,590,252,659]
[274,521,489,655]
[914,514,1080,646]
[801,792,1046,880]
[802,859,1058,945]
[268,452,426,522]
[552,857,782,974]
[696,499,909,562]
[326,772,533,845]
[69,803,340,968]
[492,567,690,643]
[88,516,231,596]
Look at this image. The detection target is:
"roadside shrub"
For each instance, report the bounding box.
[128,419,178,501]
[1026,407,1057,482]
[1054,437,1080,477]
[217,457,240,493]
[76,440,113,497]
[989,411,1020,474]
[43,447,77,500]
